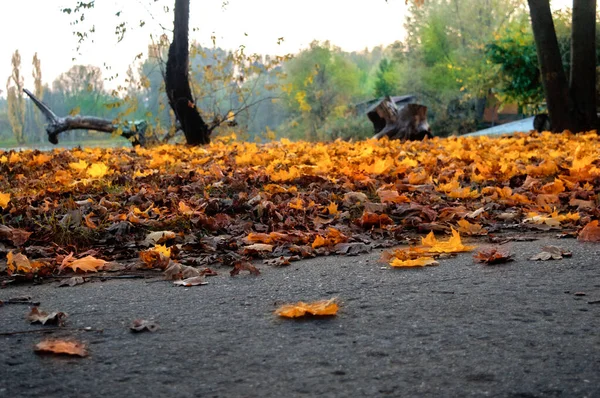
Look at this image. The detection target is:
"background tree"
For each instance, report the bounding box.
[31,53,45,143]
[6,50,26,145]
[527,0,598,133]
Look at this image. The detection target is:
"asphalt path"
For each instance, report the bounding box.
[1,236,599,398]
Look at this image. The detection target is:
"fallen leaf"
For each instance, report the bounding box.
[230,261,260,276]
[421,228,475,253]
[529,245,572,261]
[390,257,439,267]
[63,255,107,273]
[578,220,600,242]
[130,319,159,333]
[58,276,87,287]
[27,307,67,326]
[457,219,487,236]
[0,192,10,209]
[334,242,371,256]
[139,249,170,269]
[35,339,87,357]
[164,262,183,280]
[275,298,338,318]
[263,256,299,266]
[473,248,514,265]
[143,230,176,246]
[242,243,273,255]
[6,251,34,274]
[0,225,31,246]
[173,276,208,287]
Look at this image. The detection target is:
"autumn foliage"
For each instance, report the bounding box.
[1,131,599,278]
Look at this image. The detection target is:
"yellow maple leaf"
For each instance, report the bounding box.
[87,163,109,179]
[421,228,475,253]
[275,298,338,318]
[326,202,339,215]
[0,192,10,209]
[69,159,89,172]
[154,244,171,258]
[390,257,439,267]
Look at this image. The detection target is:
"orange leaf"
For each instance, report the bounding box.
[275,298,338,318]
[0,192,10,209]
[35,339,88,357]
[311,235,327,249]
[390,257,438,267]
[6,251,36,274]
[457,219,487,235]
[578,220,600,242]
[65,255,107,273]
[421,228,475,253]
[289,197,305,210]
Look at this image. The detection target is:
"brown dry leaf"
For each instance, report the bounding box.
[173,276,208,287]
[143,230,176,246]
[163,262,182,280]
[27,307,67,326]
[35,339,87,357]
[334,242,371,256]
[139,249,170,269]
[529,246,572,261]
[242,243,273,255]
[230,261,260,276]
[58,276,87,287]
[275,298,339,318]
[263,256,297,267]
[473,248,514,265]
[130,319,159,333]
[578,220,600,242]
[390,257,439,267]
[6,251,34,274]
[0,225,31,246]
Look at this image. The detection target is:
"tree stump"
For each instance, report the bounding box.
[368,96,432,141]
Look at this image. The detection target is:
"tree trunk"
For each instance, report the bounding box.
[569,0,598,132]
[527,0,570,132]
[165,0,211,145]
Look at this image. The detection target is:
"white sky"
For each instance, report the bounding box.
[0,0,574,96]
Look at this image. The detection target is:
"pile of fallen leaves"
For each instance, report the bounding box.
[1,131,600,282]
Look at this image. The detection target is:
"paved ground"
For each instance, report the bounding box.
[1,236,599,398]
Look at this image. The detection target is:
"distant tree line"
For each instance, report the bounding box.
[2,0,597,147]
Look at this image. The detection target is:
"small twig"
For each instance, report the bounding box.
[52,275,147,280]
[0,327,104,336]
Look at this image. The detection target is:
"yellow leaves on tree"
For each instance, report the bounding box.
[275,298,338,318]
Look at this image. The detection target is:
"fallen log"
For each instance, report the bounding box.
[368,96,432,141]
[23,88,151,147]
